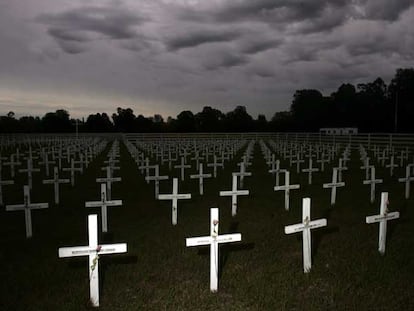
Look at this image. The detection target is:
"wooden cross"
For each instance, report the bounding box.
[233,161,252,188]
[220,175,249,216]
[3,154,21,178]
[323,167,345,206]
[336,158,348,182]
[18,158,40,189]
[302,158,319,185]
[58,214,127,307]
[284,198,327,273]
[291,154,304,174]
[0,171,14,206]
[398,164,414,199]
[85,184,122,232]
[186,208,242,292]
[190,163,212,195]
[274,170,300,211]
[360,157,371,180]
[39,152,55,177]
[42,167,70,205]
[62,159,82,186]
[158,178,191,225]
[366,192,399,255]
[174,156,191,181]
[207,155,223,178]
[268,159,285,187]
[138,158,151,183]
[96,166,121,200]
[316,153,329,172]
[385,155,398,176]
[363,166,383,203]
[145,164,169,198]
[6,185,49,238]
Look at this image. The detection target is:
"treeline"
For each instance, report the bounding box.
[1,68,414,133]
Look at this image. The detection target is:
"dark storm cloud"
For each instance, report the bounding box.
[166,31,240,51]
[362,0,413,21]
[239,39,282,54]
[37,6,146,53]
[179,0,350,29]
[48,28,90,42]
[203,53,248,70]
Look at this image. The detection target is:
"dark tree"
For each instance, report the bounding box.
[290,89,329,131]
[388,68,414,132]
[330,83,358,127]
[176,110,196,132]
[42,109,72,132]
[254,114,268,132]
[195,106,224,132]
[270,111,293,132]
[0,111,19,133]
[86,113,114,132]
[357,77,389,132]
[224,106,253,132]
[112,107,136,132]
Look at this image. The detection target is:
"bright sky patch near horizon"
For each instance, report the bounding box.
[0,0,413,120]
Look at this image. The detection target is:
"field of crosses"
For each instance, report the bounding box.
[1,134,413,310]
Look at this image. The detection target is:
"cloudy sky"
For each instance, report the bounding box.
[0,0,413,119]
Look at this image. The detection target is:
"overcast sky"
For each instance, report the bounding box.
[0,0,413,120]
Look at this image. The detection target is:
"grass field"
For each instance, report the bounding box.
[1,139,413,310]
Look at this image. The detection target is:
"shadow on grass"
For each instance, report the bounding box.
[312,226,339,259]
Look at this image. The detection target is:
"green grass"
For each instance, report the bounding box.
[1,140,413,310]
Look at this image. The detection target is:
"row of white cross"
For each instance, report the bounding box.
[57,190,399,306]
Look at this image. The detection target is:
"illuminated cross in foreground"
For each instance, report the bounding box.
[58,214,127,307]
[284,198,327,273]
[186,208,242,292]
[366,192,399,255]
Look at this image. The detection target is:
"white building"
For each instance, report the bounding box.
[319,127,358,135]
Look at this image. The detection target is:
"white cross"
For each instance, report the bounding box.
[58,214,127,307]
[207,155,223,178]
[363,166,383,203]
[85,184,122,232]
[268,159,285,187]
[145,165,169,198]
[138,158,151,183]
[3,154,21,178]
[18,159,40,189]
[233,161,252,188]
[274,170,300,211]
[0,171,14,206]
[291,154,304,174]
[220,175,249,216]
[385,155,398,176]
[158,178,191,225]
[360,157,371,180]
[96,166,121,200]
[284,198,327,273]
[186,208,242,292]
[316,153,329,172]
[336,158,348,182]
[398,164,414,199]
[39,153,55,176]
[302,158,319,185]
[62,159,82,186]
[366,192,399,255]
[6,185,49,238]
[174,156,191,181]
[323,168,345,206]
[190,163,212,195]
[42,167,70,205]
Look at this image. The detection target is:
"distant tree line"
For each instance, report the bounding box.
[1,68,414,133]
